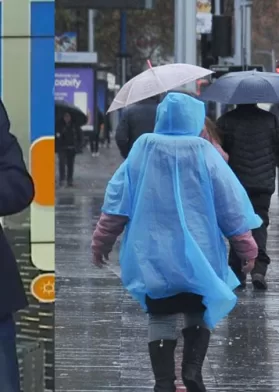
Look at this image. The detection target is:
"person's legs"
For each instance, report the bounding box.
[148,314,177,391]
[181,313,210,392]
[66,150,76,186]
[94,130,100,155]
[250,193,271,290]
[106,129,111,147]
[58,151,66,185]
[0,315,21,392]
[89,132,94,153]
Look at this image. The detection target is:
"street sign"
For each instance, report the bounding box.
[56,0,154,8]
[210,64,264,79]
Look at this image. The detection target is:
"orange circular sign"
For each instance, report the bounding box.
[31,273,55,303]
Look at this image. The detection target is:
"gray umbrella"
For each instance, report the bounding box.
[200,70,279,104]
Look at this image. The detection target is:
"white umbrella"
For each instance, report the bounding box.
[107,61,213,113]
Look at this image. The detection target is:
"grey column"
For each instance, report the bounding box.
[88,9,95,52]
[175,0,197,65]
[245,4,252,65]
[234,0,242,65]
[174,0,185,63]
[183,0,197,65]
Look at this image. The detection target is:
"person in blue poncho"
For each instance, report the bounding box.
[92,93,261,392]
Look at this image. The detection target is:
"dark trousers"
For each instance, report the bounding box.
[100,128,111,146]
[229,193,271,280]
[58,149,76,184]
[89,131,100,153]
[0,316,21,392]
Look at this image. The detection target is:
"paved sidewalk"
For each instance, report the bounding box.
[55,145,279,391]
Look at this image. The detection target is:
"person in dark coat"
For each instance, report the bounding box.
[56,112,82,186]
[217,104,279,290]
[89,109,104,157]
[115,96,159,159]
[0,100,34,391]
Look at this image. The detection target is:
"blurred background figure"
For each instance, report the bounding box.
[56,112,82,187]
[217,103,279,290]
[100,105,112,149]
[90,109,104,157]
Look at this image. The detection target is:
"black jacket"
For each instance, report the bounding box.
[217,105,279,195]
[55,121,82,153]
[0,102,35,317]
[115,98,158,158]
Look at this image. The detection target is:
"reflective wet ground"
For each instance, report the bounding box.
[55,145,279,391]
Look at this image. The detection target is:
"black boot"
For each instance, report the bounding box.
[148,339,177,392]
[182,326,210,392]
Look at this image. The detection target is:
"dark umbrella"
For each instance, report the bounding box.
[200,70,279,104]
[55,100,88,127]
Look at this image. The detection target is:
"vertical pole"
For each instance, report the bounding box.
[215,0,222,119]
[184,0,197,66]
[88,10,95,52]
[120,11,127,86]
[271,49,276,72]
[245,5,252,65]
[215,0,221,14]
[174,0,185,63]
[234,0,242,65]
[241,4,247,67]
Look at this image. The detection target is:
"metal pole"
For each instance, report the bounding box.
[271,49,276,72]
[183,0,197,92]
[88,10,95,52]
[120,11,127,86]
[245,4,252,65]
[215,0,221,14]
[174,0,185,63]
[241,3,246,66]
[215,0,222,119]
[184,0,197,65]
[234,0,242,65]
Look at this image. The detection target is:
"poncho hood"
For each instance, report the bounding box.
[154,92,205,136]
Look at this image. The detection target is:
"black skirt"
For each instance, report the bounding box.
[146,293,206,315]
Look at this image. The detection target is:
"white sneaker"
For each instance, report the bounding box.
[95,152,100,157]
[92,153,96,157]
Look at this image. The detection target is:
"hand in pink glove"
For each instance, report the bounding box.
[93,252,110,268]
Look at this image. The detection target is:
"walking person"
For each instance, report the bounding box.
[217,104,279,290]
[92,93,260,391]
[100,111,112,149]
[90,109,104,157]
[56,112,82,187]
[0,100,34,391]
[115,95,159,159]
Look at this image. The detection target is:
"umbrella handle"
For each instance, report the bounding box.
[146,59,167,94]
[147,59,153,69]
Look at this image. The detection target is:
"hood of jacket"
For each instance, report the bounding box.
[154,92,205,136]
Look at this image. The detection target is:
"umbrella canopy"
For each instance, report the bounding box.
[200,70,279,104]
[55,100,88,127]
[107,63,213,113]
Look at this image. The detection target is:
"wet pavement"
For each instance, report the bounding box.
[55,145,279,392]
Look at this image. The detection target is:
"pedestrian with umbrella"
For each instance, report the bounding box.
[113,62,227,161]
[55,101,85,187]
[200,70,279,290]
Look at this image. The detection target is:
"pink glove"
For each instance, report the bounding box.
[93,251,110,268]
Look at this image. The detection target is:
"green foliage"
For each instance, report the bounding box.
[55,0,174,73]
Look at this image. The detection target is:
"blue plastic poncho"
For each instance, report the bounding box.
[102,93,262,328]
